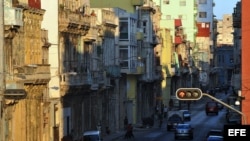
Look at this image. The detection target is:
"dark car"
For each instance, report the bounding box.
[179,109,191,121]
[206,135,223,141]
[205,101,219,115]
[174,123,193,140]
[83,130,102,141]
[167,114,183,131]
[205,129,223,140]
[225,111,241,124]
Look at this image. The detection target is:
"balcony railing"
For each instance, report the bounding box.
[60,73,92,86]
[58,10,91,33]
[7,64,51,87]
[60,71,105,86]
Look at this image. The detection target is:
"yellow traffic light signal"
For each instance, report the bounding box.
[175,88,202,100]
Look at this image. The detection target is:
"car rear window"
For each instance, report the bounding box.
[207,102,217,106]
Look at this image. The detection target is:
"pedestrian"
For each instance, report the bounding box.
[169,99,173,110]
[105,126,110,135]
[158,114,163,128]
[155,105,159,114]
[124,116,128,130]
[124,123,134,139]
[163,106,168,118]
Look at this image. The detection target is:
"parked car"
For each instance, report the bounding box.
[179,109,191,121]
[167,114,183,131]
[174,123,193,140]
[83,130,102,141]
[205,129,223,140]
[206,135,223,141]
[226,111,241,124]
[205,101,219,115]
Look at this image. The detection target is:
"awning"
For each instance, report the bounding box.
[175,19,182,27]
[175,36,182,44]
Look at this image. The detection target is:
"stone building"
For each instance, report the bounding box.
[2,0,51,141]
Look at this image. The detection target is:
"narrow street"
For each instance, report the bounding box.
[106,92,229,141]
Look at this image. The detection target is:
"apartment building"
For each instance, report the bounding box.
[1,0,51,141]
[196,0,214,90]
[216,14,234,46]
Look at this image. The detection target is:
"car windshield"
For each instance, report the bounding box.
[176,124,190,129]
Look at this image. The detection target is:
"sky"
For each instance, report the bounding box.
[214,0,240,19]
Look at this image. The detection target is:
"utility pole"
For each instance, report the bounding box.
[0,0,5,140]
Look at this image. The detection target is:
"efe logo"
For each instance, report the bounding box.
[228,129,246,136]
[224,125,250,140]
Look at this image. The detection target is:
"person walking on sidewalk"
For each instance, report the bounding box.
[158,113,163,128]
[124,116,128,130]
[124,124,134,139]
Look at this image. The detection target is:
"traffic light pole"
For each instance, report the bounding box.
[202,93,247,125]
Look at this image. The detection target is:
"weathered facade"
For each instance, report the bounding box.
[2,0,51,141]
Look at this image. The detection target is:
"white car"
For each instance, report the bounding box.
[83,130,102,141]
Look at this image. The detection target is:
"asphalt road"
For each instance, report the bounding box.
[112,92,229,141]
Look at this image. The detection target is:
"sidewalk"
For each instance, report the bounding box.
[103,123,159,141]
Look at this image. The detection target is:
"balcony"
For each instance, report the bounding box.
[120,58,145,75]
[4,7,23,26]
[102,9,117,27]
[60,70,105,87]
[58,10,91,34]
[6,64,51,89]
[83,27,98,42]
[142,0,155,10]
[121,66,145,75]
[60,73,92,86]
[105,66,121,78]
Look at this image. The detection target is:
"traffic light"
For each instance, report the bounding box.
[175,88,202,100]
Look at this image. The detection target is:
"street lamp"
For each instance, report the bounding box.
[235,90,245,106]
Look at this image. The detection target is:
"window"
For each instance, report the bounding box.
[163,0,170,4]
[119,20,128,40]
[199,12,207,18]
[178,15,186,20]
[199,0,207,4]
[119,46,129,68]
[142,21,147,34]
[166,15,171,20]
[180,0,186,6]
